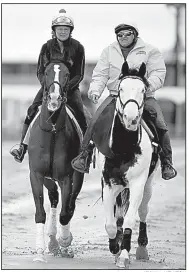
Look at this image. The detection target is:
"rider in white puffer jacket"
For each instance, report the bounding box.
[88,37,166,99]
[72,22,177,180]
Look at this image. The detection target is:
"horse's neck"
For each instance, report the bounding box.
[112,114,141,156]
[39,102,67,132]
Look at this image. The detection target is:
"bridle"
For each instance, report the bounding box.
[43,73,69,132]
[44,75,69,104]
[117,75,146,113]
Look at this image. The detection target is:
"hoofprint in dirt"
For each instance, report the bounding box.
[2,139,185,269]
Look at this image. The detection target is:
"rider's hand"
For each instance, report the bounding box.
[88,93,100,104]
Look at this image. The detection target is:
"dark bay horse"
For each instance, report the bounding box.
[95,62,159,268]
[28,62,84,262]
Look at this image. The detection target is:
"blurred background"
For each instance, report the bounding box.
[2,3,186,140]
[1,5,186,266]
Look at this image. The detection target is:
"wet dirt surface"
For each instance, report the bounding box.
[2,139,186,270]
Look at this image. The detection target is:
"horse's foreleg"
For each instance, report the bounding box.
[58,175,73,248]
[136,174,154,260]
[30,171,47,263]
[47,181,59,235]
[116,177,146,268]
[59,222,73,248]
[46,182,59,255]
[111,192,128,257]
[103,181,122,240]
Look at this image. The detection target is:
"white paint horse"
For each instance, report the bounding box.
[101,61,159,268]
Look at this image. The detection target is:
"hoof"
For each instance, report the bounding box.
[136,246,149,260]
[116,256,130,268]
[58,232,73,248]
[60,247,74,258]
[48,236,60,255]
[33,254,47,263]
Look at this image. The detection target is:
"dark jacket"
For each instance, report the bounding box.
[37,37,85,93]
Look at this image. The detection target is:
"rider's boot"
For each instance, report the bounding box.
[71,108,95,174]
[10,123,29,163]
[158,130,177,180]
[71,141,95,173]
[71,96,116,174]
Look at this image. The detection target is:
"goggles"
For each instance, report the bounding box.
[117,31,133,38]
[53,16,72,25]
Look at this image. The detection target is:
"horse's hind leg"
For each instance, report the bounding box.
[30,170,47,263]
[45,180,60,255]
[136,174,154,260]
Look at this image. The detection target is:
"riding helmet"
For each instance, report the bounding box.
[52,9,74,31]
[115,22,139,36]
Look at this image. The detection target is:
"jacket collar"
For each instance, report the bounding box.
[112,37,146,55]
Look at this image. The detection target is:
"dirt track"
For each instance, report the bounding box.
[2,139,185,270]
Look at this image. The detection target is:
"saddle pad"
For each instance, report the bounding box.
[92,99,116,158]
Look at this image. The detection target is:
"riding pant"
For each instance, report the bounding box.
[143,97,172,164]
[144,97,168,131]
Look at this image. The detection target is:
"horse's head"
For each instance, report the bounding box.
[116,61,149,131]
[44,62,70,112]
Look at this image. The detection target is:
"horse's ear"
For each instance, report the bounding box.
[121,61,129,76]
[138,62,146,77]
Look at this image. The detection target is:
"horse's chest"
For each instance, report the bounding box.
[28,126,71,174]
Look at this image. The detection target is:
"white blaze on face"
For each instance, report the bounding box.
[48,64,61,111]
[117,78,145,130]
[53,64,61,97]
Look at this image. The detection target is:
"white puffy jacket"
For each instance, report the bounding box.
[88,37,166,98]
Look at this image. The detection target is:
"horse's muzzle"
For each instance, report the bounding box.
[48,101,61,112]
